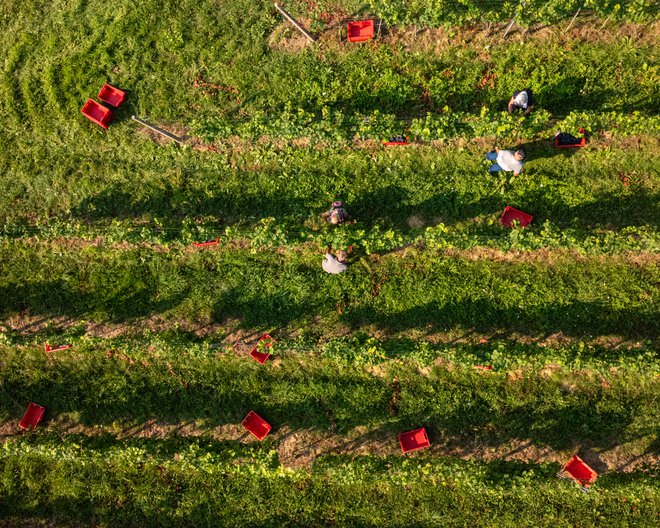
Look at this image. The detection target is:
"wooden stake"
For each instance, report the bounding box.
[273,2,316,43]
[598,14,612,32]
[565,6,582,33]
[131,115,186,145]
[503,15,518,38]
[503,1,526,38]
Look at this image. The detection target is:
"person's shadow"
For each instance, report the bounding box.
[515,136,581,162]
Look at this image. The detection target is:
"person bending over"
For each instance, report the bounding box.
[321,201,350,225]
[486,147,526,176]
[508,88,534,116]
[322,247,349,274]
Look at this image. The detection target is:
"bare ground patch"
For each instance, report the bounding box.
[268,21,315,53]
[383,19,659,54]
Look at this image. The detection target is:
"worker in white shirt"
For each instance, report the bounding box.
[486,147,526,176]
[322,247,349,274]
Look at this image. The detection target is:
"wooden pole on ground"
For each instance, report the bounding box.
[502,15,518,38]
[273,2,316,43]
[565,6,582,33]
[131,115,186,145]
[598,14,613,32]
[503,1,526,38]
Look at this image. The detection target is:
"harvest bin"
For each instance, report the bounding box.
[500,206,533,228]
[97,83,126,108]
[44,343,71,353]
[347,20,375,42]
[561,455,598,487]
[81,99,113,129]
[19,403,45,430]
[554,128,586,149]
[398,427,430,453]
[250,334,274,364]
[242,411,272,441]
[193,238,220,247]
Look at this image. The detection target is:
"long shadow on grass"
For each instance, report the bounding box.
[0,281,189,323]
[210,283,320,329]
[350,184,659,231]
[0,261,321,329]
[67,176,659,233]
[350,186,504,228]
[1,357,655,451]
[342,299,659,341]
[70,183,312,225]
[519,184,660,229]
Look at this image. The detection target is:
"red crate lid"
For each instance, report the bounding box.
[193,238,220,247]
[81,99,113,129]
[97,83,126,108]
[45,343,71,353]
[563,455,598,485]
[250,334,274,364]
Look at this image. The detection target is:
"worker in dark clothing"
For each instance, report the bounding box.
[508,88,534,116]
[321,201,350,225]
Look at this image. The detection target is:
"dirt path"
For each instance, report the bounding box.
[1,303,656,350]
[269,17,660,54]
[1,418,656,474]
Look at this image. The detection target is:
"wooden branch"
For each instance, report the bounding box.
[273,2,316,43]
[131,115,186,145]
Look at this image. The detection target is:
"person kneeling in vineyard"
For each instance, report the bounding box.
[508,88,534,116]
[486,147,526,176]
[321,201,350,225]
[322,246,349,274]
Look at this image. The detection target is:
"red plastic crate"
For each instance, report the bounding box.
[97,83,126,108]
[500,206,533,228]
[347,20,375,42]
[561,455,598,487]
[19,403,45,430]
[398,427,430,453]
[383,140,409,146]
[555,128,586,149]
[250,334,275,364]
[242,411,272,441]
[81,99,113,129]
[44,343,72,353]
[193,238,220,248]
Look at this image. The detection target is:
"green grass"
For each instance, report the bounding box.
[1,437,658,527]
[4,332,658,370]
[1,2,657,252]
[1,0,659,524]
[2,339,658,448]
[0,242,658,340]
[0,142,658,253]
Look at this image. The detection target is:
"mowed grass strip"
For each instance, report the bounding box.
[0,142,658,247]
[1,342,658,449]
[1,0,657,249]
[284,0,660,27]
[1,2,657,134]
[1,2,657,239]
[0,242,657,340]
[3,333,658,370]
[0,437,658,527]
